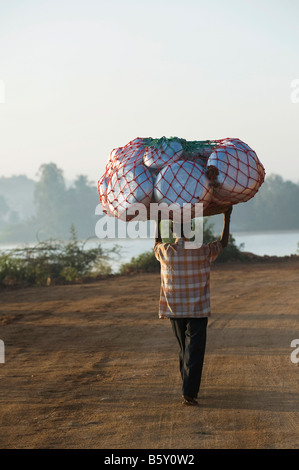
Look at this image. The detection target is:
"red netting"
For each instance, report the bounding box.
[98,137,265,221]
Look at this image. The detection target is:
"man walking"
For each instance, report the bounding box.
[154,207,232,406]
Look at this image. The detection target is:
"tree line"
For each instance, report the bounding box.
[0,163,99,242]
[0,164,299,243]
[228,174,299,232]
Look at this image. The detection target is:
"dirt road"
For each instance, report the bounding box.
[0,258,298,449]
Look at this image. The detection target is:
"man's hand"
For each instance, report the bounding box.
[206,165,219,180]
[206,165,220,188]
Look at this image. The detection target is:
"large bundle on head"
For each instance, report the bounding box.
[98,136,265,221]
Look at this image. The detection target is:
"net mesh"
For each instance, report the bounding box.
[98,136,265,221]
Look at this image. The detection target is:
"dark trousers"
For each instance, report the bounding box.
[170,317,208,398]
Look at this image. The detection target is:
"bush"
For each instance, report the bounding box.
[0,228,117,287]
[216,234,248,263]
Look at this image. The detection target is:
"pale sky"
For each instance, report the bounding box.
[0,0,299,184]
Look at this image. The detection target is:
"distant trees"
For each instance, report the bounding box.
[0,195,9,218]
[66,174,99,239]
[0,163,99,242]
[0,195,9,230]
[231,174,299,231]
[34,163,68,238]
[0,175,36,220]
[33,163,98,240]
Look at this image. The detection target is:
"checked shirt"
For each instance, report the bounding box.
[154,239,222,319]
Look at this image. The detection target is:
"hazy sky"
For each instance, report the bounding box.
[0,0,299,184]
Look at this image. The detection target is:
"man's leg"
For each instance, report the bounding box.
[170,317,208,403]
[170,318,186,381]
[183,317,208,399]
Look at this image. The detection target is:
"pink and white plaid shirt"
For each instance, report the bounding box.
[154,239,222,319]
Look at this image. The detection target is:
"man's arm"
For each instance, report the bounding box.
[154,220,162,246]
[220,206,233,248]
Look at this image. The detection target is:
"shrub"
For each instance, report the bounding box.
[216,234,248,262]
[0,228,117,287]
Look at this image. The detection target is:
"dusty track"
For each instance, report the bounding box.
[0,258,298,449]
